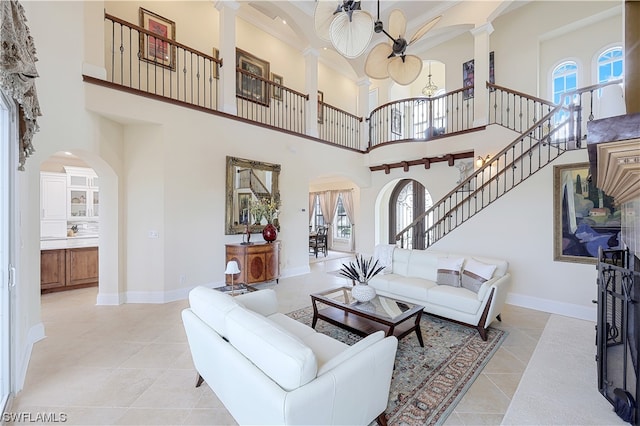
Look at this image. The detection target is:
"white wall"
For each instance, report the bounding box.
[13,0,624,392]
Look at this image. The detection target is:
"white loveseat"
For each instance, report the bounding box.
[181,286,398,425]
[369,247,511,340]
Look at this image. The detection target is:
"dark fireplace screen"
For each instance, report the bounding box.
[596,248,639,425]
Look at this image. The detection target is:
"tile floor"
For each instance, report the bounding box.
[7,252,552,425]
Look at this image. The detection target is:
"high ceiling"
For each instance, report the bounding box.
[235,0,528,80]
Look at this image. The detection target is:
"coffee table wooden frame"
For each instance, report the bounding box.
[310,287,424,346]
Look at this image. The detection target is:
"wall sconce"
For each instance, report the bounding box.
[224,260,241,295]
[476,155,491,167]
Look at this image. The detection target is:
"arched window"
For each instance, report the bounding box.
[597,47,623,83]
[389,179,433,249]
[552,61,578,139]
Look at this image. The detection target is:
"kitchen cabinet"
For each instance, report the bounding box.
[64,166,99,219]
[40,172,67,238]
[225,242,280,285]
[41,247,99,293]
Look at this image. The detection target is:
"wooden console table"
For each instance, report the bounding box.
[225,242,280,286]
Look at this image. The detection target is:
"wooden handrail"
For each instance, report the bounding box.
[486,82,556,107]
[104,12,222,67]
[320,101,363,122]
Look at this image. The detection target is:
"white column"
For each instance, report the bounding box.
[357,77,371,151]
[215,0,240,115]
[470,22,494,127]
[303,47,320,138]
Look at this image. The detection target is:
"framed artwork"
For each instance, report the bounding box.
[462,51,495,100]
[391,108,402,135]
[237,193,251,225]
[553,162,621,264]
[236,48,270,106]
[139,8,176,70]
[317,91,324,123]
[212,47,220,79]
[271,73,283,101]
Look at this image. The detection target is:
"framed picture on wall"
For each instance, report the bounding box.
[212,47,220,79]
[236,48,270,106]
[553,162,622,264]
[317,91,324,123]
[271,73,283,101]
[462,51,495,100]
[139,8,176,70]
[391,108,402,135]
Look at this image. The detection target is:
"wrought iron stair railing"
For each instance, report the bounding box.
[394,80,624,249]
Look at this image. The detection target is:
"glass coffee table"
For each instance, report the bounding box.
[310,286,424,346]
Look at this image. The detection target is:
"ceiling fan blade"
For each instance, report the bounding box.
[387,55,423,85]
[388,9,407,40]
[314,0,340,42]
[329,11,374,59]
[365,43,393,80]
[408,15,442,46]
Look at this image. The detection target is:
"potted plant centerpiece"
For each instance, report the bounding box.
[339,255,385,302]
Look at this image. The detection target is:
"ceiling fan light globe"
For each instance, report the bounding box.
[387,55,422,85]
[329,11,374,59]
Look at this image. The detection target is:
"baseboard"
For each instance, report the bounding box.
[15,322,45,392]
[506,292,597,322]
[124,287,191,304]
[96,291,123,305]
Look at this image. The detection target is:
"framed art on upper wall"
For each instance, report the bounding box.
[212,47,220,79]
[553,162,622,264]
[271,73,283,101]
[236,48,270,106]
[139,8,176,70]
[391,107,402,135]
[462,51,494,100]
[317,91,324,123]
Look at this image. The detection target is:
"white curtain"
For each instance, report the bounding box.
[308,193,316,225]
[0,0,41,170]
[340,190,355,252]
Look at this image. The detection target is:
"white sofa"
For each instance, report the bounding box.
[369,247,511,340]
[181,286,398,425]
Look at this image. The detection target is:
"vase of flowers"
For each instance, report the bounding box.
[339,255,385,302]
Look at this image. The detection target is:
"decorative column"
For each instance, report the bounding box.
[303,47,320,138]
[215,0,240,115]
[470,22,494,127]
[357,77,371,150]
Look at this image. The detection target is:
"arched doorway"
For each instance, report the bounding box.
[388,179,433,249]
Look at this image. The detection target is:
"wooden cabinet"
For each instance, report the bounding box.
[41,247,99,293]
[64,166,99,219]
[225,242,280,285]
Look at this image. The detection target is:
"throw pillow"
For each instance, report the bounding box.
[461,258,497,293]
[436,257,464,287]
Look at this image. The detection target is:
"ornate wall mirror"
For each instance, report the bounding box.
[225,156,281,235]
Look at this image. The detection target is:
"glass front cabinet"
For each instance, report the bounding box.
[64,166,99,219]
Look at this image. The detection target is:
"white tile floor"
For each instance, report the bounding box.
[5,252,608,425]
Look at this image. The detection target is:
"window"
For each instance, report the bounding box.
[413,89,446,139]
[389,180,433,249]
[333,194,351,239]
[310,195,324,231]
[597,47,623,83]
[552,61,578,139]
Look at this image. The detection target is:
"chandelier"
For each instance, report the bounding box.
[421,61,438,97]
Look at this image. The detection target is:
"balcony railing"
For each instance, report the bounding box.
[368,88,474,148]
[104,13,220,111]
[318,101,362,150]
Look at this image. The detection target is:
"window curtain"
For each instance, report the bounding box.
[308,193,316,224]
[340,190,355,252]
[327,190,339,249]
[0,0,41,170]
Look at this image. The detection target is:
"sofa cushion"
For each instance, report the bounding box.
[374,244,396,274]
[225,306,318,391]
[461,258,498,293]
[436,257,464,287]
[427,285,482,315]
[391,248,412,276]
[189,286,239,337]
[407,250,439,281]
[267,312,318,341]
[317,331,385,376]
[384,276,433,301]
[301,332,349,371]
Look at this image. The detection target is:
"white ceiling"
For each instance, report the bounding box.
[236,0,529,79]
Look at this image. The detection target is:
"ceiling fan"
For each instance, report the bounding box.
[314,0,374,59]
[365,8,442,85]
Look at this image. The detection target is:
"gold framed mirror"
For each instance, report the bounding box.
[225,156,281,235]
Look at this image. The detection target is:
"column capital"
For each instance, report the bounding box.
[214,0,240,12]
[470,22,494,37]
[357,77,371,87]
[303,47,321,58]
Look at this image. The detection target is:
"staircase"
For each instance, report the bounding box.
[395,80,622,249]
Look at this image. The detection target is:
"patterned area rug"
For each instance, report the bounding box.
[287,306,507,425]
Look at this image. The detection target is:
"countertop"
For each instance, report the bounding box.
[41,236,99,251]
